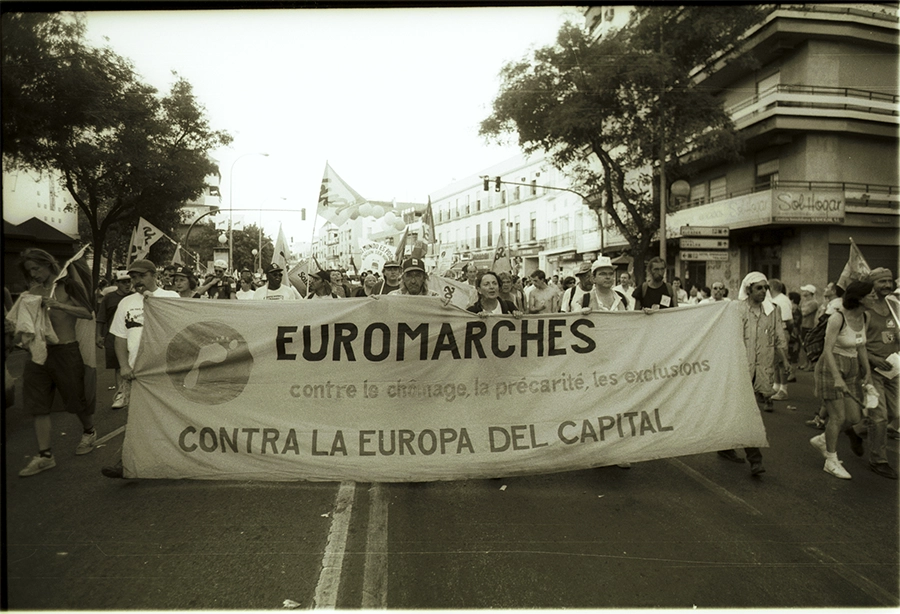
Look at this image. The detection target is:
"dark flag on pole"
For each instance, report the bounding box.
[317,162,368,227]
[394,226,409,264]
[421,196,436,244]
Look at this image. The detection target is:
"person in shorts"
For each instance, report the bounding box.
[14,248,98,477]
[809,281,874,480]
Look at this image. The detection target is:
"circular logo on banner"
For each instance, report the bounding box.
[166,321,253,405]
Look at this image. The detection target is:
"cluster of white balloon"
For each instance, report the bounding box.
[348,202,408,232]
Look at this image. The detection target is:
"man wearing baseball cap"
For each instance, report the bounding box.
[199,259,236,300]
[560,261,593,313]
[101,259,179,478]
[373,260,402,295]
[389,258,440,296]
[253,262,302,300]
[108,259,179,414]
[306,268,339,299]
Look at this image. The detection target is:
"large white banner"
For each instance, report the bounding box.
[124,298,767,481]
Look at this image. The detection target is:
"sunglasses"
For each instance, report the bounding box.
[752,284,769,291]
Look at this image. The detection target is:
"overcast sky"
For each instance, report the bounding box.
[82,7,582,243]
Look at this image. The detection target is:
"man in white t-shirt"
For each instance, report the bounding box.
[110,259,179,376]
[768,278,793,400]
[253,262,302,300]
[103,259,179,479]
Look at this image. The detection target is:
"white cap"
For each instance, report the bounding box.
[591,256,615,274]
[800,284,816,294]
[213,259,227,269]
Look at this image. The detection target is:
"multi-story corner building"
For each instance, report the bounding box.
[430,152,601,278]
[592,4,899,295]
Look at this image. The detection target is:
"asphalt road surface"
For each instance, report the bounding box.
[4,349,898,609]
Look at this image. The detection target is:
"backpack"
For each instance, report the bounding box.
[802,313,832,365]
[566,287,592,311]
[570,288,626,311]
[802,311,866,364]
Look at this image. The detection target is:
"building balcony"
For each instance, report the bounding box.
[726,84,899,134]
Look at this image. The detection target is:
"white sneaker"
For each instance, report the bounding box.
[824,457,851,479]
[771,389,788,401]
[111,390,127,410]
[75,430,97,455]
[19,455,56,477]
[809,434,828,458]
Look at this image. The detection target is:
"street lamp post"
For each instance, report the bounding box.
[229,152,269,272]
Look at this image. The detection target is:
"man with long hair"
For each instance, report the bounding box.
[13,248,97,476]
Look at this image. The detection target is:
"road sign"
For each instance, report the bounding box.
[680,251,729,262]
[679,238,730,250]
[680,226,730,237]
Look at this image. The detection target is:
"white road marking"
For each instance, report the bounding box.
[313,481,356,609]
[361,483,389,609]
[804,546,898,606]
[666,458,763,516]
[95,425,126,446]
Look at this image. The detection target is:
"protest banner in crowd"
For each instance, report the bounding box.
[123,298,767,480]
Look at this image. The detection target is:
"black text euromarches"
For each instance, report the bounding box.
[275,317,596,362]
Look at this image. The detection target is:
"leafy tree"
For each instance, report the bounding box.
[480,6,766,283]
[2,12,232,284]
[186,221,273,273]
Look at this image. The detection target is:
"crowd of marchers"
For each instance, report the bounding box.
[6,248,898,483]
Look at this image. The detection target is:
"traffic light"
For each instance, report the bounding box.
[494,176,501,192]
[483,177,490,191]
[301,208,306,221]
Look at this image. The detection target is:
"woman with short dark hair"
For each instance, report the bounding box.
[467,271,520,316]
